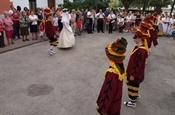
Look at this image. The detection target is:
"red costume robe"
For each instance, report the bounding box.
[126,45,148,84]
[45,20,58,46]
[97,61,126,115]
[147,25,158,48]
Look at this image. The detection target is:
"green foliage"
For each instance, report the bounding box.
[62,0,109,10]
[149,0,172,7]
[109,0,123,9]
[119,0,135,11]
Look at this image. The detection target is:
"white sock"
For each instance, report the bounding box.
[49,46,54,51]
[52,46,56,53]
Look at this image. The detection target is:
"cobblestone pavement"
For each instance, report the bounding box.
[0,31,175,115]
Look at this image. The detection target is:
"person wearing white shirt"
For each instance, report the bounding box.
[96,9,105,33]
[87,8,93,34]
[162,13,170,35]
[70,9,77,35]
[52,13,59,34]
[29,10,38,40]
[108,11,116,33]
[118,15,125,33]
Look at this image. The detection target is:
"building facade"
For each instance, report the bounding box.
[0,0,74,14]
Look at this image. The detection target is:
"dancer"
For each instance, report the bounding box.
[124,25,149,108]
[58,8,75,48]
[96,37,128,115]
[44,8,58,55]
[141,15,158,50]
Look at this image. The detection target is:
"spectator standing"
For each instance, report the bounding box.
[70,9,77,36]
[104,8,110,30]
[29,10,38,40]
[56,7,63,32]
[87,8,93,34]
[36,8,43,26]
[0,20,5,47]
[96,9,105,33]
[19,11,29,41]
[108,11,116,34]
[52,13,59,35]
[11,8,20,39]
[23,7,30,16]
[118,15,125,33]
[2,11,14,45]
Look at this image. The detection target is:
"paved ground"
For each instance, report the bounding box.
[0,31,175,115]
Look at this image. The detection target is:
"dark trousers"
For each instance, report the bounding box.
[0,31,5,47]
[109,20,113,33]
[49,37,58,47]
[87,18,93,33]
[58,19,63,32]
[118,25,124,33]
[13,22,20,39]
[97,19,104,33]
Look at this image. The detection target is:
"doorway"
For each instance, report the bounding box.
[48,0,55,8]
[29,0,37,12]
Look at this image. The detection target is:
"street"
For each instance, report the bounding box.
[0,32,175,115]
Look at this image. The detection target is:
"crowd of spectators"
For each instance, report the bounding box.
[0,5,175,48]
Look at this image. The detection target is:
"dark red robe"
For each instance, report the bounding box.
[152,25,158,47]
[126,45,148,84]
[45,20,58,46]
[147,26,158,48]
[97,66,124,115]
[45,20,56,39]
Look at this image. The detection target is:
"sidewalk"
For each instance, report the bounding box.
[0,37,47,54]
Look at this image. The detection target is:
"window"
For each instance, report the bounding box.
[29,0,36,12]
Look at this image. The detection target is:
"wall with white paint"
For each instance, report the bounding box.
[11,0,29,9]
[36,0,48,8]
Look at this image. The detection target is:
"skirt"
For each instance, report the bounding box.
[5,30,13,39]
[58,26,75,48]
[21,27,29,36]
[30,25,38,33]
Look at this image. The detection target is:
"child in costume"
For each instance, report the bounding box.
[141,16,158,50]
[44,8,58,55]
[124,24,149,108]
[96,37,128,115]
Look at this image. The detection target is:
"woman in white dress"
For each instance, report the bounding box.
[58,8,75,48]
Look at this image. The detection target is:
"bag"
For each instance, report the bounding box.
[111,20,115,23]
[105,17,110,22]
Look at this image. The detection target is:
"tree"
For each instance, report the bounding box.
[130,0,152,12]
[119,0,135,12]
[63,0,109,11]
[149,0,172,13]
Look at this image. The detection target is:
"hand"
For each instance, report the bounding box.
[129,76,134,81]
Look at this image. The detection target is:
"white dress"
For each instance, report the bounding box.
[58,12,75,48]
[162,17,170,35]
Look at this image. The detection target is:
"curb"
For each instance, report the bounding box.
[0,39,48,54]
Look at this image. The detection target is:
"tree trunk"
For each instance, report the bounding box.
[142,3,146,12]
[123,4,130,12]
[155,5,162,14]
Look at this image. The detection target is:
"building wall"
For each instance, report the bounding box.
[0,0,13,14]
[57,0,64,5]
[36,0,48,8]
[11,0,29,10]
[0,0,73,15]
